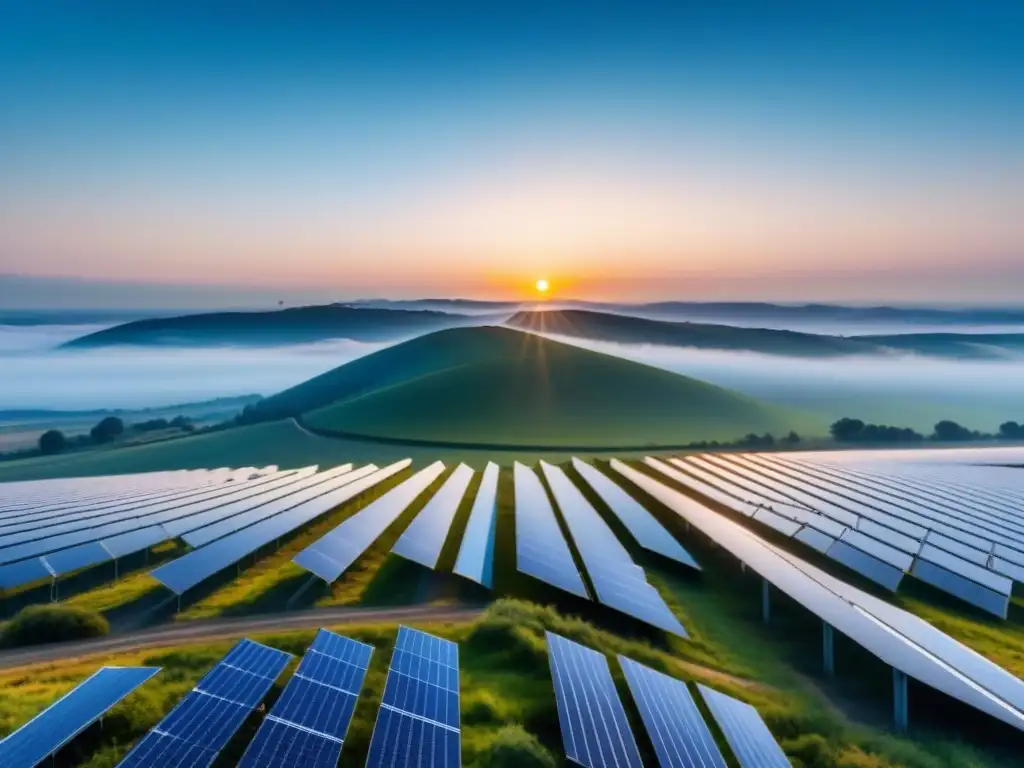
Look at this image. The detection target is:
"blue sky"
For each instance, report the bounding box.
[1,2,1021,305]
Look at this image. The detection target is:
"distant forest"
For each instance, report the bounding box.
[829,418,1024,444]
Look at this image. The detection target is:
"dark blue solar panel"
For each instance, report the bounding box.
[367,627,461,768]
[296,650,367,692]
[547,632,642,768]
[270,676,358,740]
[366,707,460,768]
[310,627,374,667]
[118,639,289,768]
[382,672,460,729]
[0,666,159,768]
[238,719,341,768]
[618,656,727,768]
[237,630,373,768]
[698,684,789,768]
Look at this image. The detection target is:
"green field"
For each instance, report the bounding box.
[300,327,822,447]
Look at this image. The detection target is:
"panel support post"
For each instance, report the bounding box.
[822,622,835,676]
[114,558,119,582]
[761,578,770,624]
[176,595,181,614]
[740,562,747,574]
[893,668,908,733]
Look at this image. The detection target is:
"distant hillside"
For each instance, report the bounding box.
[244,326,819,448]
[61,305,475,348]
[507,309,875,357]
[507,309,1024,360]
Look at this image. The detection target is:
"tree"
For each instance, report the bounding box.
[90,416,124,444]
[932,420,974,442]
[170,415,195,432]
[38,429,67,455]
[782,431,801,445]
[829,418,865,442]
[999,421,1023,440]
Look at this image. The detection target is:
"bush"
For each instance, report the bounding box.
[0,604,109,648]
[90,416,125,444]
[38,429,67,455]
[478,725,555,768]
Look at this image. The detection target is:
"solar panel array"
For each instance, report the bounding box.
[612,459,1024,734]
[452,462,499,588]
[392,464,473,569]
[541,462,688,636]
[0,666,160,768]
[654,450,1021,617]
[238,629,374,768]
[366,626,461,768]
[293,460,440,583]
[697,684,790,768]
[151,463,402,595]
[0,465,329,591]
[546,632,642,768]
[513,462,589,598]
[571,457,699,570]
[118,638,291,767]
[617,656,727,768]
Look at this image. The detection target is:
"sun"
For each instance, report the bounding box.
[535,278,550,294]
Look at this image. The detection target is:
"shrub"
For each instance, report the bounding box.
[478,725,555,768]
[38,429,67,455]
[0,604,109,648]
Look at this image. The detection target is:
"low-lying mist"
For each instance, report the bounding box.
[543,333,1024,431]
[0,325,391,410]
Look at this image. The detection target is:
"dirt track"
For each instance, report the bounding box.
[0,604,484,670]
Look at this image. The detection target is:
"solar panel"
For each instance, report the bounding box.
[366,626,461,768]
[546,632,643,768]
[794,526,835,554]
[613,460,1024,734]
[152,463,406,595]
[541,462,687,637]
[513,463,589,599]
[911,559,1010,618]
[118,639,290,768]
[0,666,160,768]
[825,539,905,591]
[238,630,373,768]
[293,461,441,584]
[452,462,499,588]
[572,458,699,569]
[697,684,789,768]
[618,656,727,768]
[392,464,473,569]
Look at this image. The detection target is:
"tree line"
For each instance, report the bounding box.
[830,417,1024,444]
[34,415,195,456]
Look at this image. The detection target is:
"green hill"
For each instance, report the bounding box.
[272,326,821,448]
[62,305,479,348]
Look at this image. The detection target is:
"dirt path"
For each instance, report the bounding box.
[0,604,484,670]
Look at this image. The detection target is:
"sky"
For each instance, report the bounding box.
[1,2,1022,307]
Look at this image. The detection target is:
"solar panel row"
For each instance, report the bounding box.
[392,464,474,569]
[293,460,439,584]
[118,639,290,768]
[513,463,589,599]
[0,666,160,768]
[697,683,790,768]
[452,462,499,588]
[541,462,688,637]
[611,459,1024,734]
[239,629,374,768]
[366,626,461,768]
[571,457,699,569]
[152,463,405,595]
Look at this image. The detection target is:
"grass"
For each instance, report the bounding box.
[305,327,821,447]
[0,600,1008,767]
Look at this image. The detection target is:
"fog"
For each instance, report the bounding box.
[542,333,1024,430]
[0,325,390,410]
[3,323,1023,432]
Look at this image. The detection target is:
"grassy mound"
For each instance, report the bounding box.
[1,604,109,648]
[301,327,819,447]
